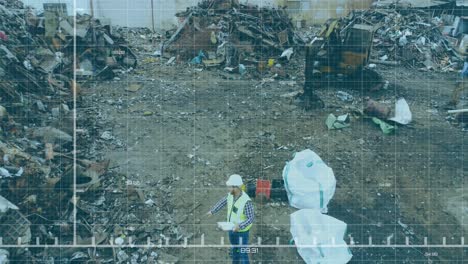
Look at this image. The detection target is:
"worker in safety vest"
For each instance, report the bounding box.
[206,174,254,264]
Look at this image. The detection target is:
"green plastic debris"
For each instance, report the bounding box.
[326,114,350,130]
[372,117,395,134]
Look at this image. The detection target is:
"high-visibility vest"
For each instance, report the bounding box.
[227,191,252,232]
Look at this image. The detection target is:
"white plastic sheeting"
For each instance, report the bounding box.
[284,149,351,263]
[282,149,336,212]
[290,209,353,264]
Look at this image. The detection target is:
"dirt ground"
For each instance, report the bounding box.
[80,47,467,263]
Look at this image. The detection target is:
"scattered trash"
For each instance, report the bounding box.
[0,167,11,178]
[190,50,206,64]
[115,237,125,246]
[166,56,176,65]
[100,131,114,140]
[280,48,294,60]
[70,252,88,261]
[280,91,301,98]
[364,99,391,119]
[398,219,415,236]
[389,98,412,125]
[326,114,351,130]
[372,117,396,134]
[238,64,246,75]
[145,199,156,206]
[336,91,354,102]
[447,109,468,114]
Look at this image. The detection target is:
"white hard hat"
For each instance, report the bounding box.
[226,174,243,187]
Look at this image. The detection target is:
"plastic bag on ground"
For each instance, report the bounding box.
[388,98,412,125]
[282,149,336,212]
[290,209,352,264]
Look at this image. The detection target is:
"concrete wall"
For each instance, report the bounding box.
[21,0,373,29]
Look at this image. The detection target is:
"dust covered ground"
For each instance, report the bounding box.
[81,47,467,263]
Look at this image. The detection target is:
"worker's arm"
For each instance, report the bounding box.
[209,196,227,214]
[238,200,254,230]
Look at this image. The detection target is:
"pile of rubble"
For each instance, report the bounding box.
[351,4,462,71]
[0,0,137,101]
[0,1,182,262]
[160,0,301,69]
[0,0,104,255]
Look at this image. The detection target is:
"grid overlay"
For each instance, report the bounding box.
[1,0,466,263]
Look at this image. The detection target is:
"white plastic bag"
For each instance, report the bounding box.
[389,98,412,125]
[282,149,336,212]
[290,209,352,264]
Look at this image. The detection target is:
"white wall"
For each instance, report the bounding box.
[22,0,90,14]
[91,0,275,29]
[21,0,373,29]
